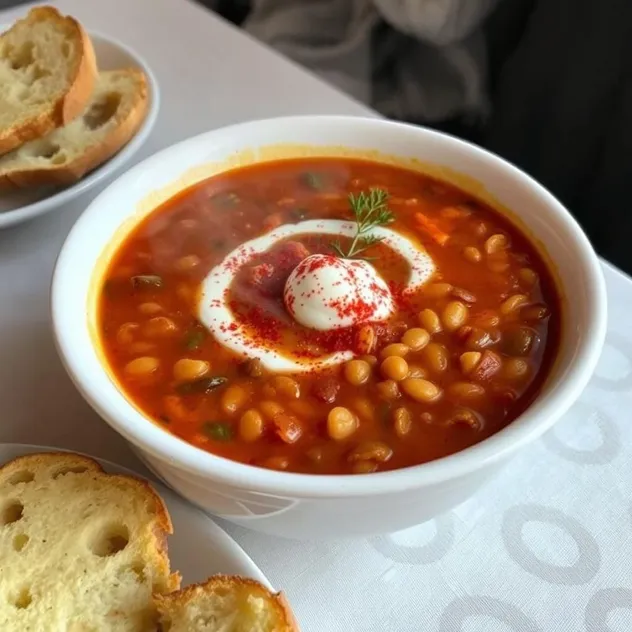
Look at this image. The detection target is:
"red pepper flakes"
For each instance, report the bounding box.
[227,235,413,360]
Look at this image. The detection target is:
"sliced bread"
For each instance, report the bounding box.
[154,575,299,632]
[0,68,148,189]
[0,452,181,632]
[0,6,97,156]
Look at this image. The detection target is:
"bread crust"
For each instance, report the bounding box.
[0,451,181,594]
[1,454,299,630]
[154,574,300,631]
[0,6,98,156]
[0,68,149,189]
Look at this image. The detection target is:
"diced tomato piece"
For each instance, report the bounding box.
[246,263,275,289]
[471,350,502,381]
[312,376,340,404]
[374,321,407,346]
[273,413,303,444]
[276,240,311,271]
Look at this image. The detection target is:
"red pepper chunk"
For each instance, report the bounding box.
[273,413,303,444]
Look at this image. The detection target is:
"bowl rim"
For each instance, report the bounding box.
[0,29,160,229]
[52,115,608,498]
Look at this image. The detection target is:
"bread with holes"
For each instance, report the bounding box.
[154,574,299,632]
[0,68,148,189]
[0,6,97,156]
[0,452,180,632]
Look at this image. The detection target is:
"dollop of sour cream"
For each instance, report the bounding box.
[199,220,435,372]
[284,254,394,330]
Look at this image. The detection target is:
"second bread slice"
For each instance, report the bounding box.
[154,575,299,632]
[0,68,149,189]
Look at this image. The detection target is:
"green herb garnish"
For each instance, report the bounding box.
[202,421,234,441]
[183,329,206,350]
[131,275,163,289]
[176,376,228,395]
[301,172,325,190]
[332,188,394,260]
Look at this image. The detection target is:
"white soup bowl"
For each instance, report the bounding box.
[52,116,607,539]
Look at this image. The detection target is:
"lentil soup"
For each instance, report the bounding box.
[98,157,560,474]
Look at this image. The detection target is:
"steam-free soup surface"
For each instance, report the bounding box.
[98,158,560,474]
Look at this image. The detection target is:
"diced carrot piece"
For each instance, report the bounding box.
[163,395,197,424]
[440,205,472,220]
[390,196,422,207]
[414,212,450,245]
[318,192,344,201]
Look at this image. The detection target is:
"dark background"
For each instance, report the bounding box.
[0,0,28,8]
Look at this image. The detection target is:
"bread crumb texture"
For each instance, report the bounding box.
[0,452,179,632]
[0,68,148,187]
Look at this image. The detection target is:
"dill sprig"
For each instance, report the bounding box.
[332,188,394,259]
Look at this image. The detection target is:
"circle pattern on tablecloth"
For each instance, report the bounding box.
[369,513,455,564]
[439,595,542,631]
[585,588,632,631]
[590,333,632,392]
[542,400,620,465]
[502,504,600,584]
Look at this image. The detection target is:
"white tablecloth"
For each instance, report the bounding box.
[1,2,630,630]
[228,264,632,630]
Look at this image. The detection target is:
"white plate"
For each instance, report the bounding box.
[0,443,271,588]
[0,30,160,229]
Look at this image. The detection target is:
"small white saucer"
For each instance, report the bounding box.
[0,30,160,229]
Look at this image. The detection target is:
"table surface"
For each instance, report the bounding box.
[2,2,631,631]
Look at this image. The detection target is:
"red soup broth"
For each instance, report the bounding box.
[98,158,560,474]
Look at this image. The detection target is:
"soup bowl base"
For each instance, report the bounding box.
[133,446,504,539]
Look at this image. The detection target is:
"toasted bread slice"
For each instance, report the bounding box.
[0,6,97,156]
[0,68,148,189]
[0,452,180,632]
[154,575,299,632]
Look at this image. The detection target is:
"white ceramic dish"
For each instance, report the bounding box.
[0,443,271,587]
[52,116,608,539]
[0,30,160,229]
